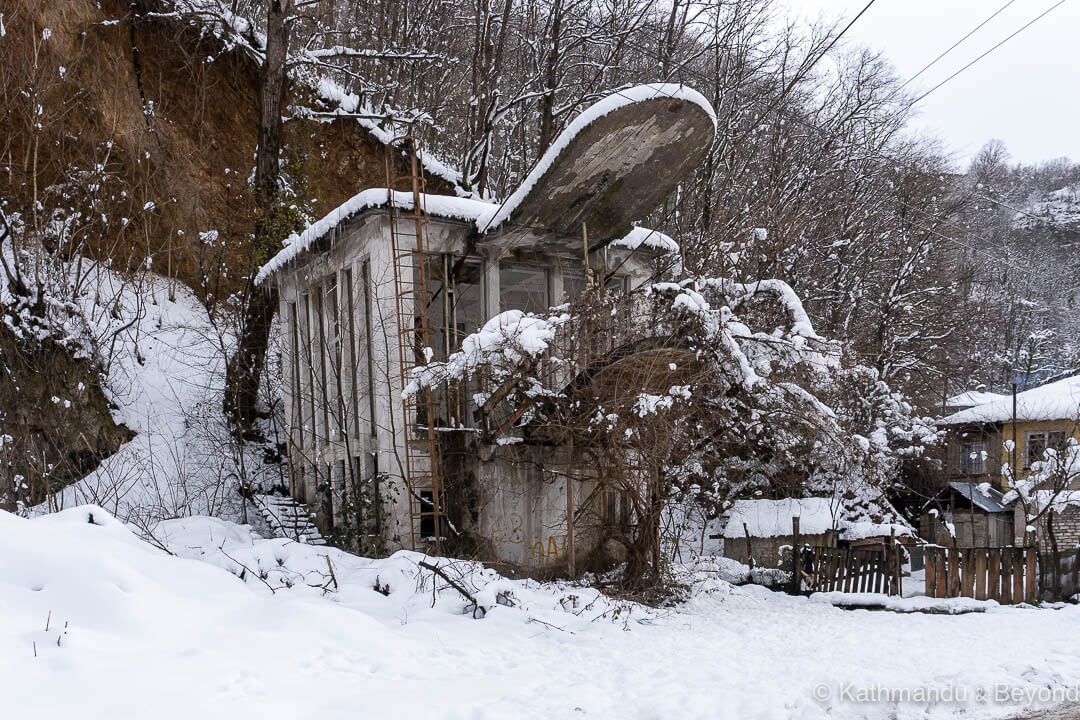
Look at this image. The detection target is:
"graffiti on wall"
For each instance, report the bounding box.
[532,535,568,564]
[490,512,568,564]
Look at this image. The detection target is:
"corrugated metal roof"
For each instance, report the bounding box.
[948,481,1011,513]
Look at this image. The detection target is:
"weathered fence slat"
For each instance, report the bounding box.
[975,551,987,601]
[1025,549,1037,605]
[925,548,937,598]
[923,547,1036,605]
[988,549,1000,601]
[961,549,975,598]
[1001,550,1014,604]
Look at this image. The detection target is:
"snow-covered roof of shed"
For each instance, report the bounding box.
[945,390,1008,408]
[255,190,495,284]
[945,481,1011,513]
[609,226,679,254]
[941,374,1080,425]
[721,498,912,540]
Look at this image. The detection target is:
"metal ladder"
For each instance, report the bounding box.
[385,137,445,553]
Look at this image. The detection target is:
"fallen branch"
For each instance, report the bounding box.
[418,560,477,605]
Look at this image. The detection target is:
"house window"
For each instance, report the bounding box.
[1026,430,1068,468]
[605,274,628,296]
[326,279,344,440]
[960,440,986,475]
[314,288,330,444]
[301,294,317,448]
[562,270,586,301]
[355,454,380,536]
[499,263,549,314]
[288,302,303,450]
[344,268,360,440]
[362,260,377,437]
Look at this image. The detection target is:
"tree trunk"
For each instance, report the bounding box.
[536,0,562,154]
[225,0,291,427]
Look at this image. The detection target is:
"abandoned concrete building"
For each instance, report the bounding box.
[256,84,716,573]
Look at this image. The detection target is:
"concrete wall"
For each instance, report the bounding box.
[475,444,599,572]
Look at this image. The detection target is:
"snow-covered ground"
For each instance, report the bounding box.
[5,506,1080,720]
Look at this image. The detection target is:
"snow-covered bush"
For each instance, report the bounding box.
[407,276,929,589]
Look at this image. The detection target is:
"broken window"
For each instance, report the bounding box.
[960,440,986,475]
[562,269,586,301]
[288,302,303,450]
[1026,430,1067,468]
[326,279,343,440]
[361,260,376,438]
[500,263,550,314]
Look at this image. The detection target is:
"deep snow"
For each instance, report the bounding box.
[5,506,1080,720]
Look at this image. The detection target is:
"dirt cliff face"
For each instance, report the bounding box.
[3,0,451,299]
[0,0,452,505]
[0,321,134,511]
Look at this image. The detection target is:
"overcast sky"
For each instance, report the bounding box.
[789,0,1079,168]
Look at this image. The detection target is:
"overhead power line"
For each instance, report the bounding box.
[908,0,1072,107]
[896,0,1021,93]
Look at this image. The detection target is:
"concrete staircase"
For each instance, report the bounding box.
[252,493,326,545]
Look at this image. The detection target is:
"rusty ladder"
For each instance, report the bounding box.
[384,137,446,553]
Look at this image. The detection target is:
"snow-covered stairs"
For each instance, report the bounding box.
[252,493,326,545]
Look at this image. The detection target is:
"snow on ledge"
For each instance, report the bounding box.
[609,226,679,254]
[256,189,495,285]
[475,83,717,233]
[810,592,1001,614]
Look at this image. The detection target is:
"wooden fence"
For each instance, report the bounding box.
[923,546,1036,604]
[800,545,903,595]
[789,516,904,596]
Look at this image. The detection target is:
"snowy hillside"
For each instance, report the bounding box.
[1015,183,1080,230]
[4,506,1080,719]
[30,263,277,529]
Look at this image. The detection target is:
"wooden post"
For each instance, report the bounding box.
[1001,550,1014,604]
[1025,547,1037,605]
[975,550,988,601]
[926,548,937,598]
[791,516,801,595]
[566,439,575,580]
[988,549,1001,602]
[962,549,976,598]
[947,547,961,597]
[743,522,754,569]
[1012,548,1025,604]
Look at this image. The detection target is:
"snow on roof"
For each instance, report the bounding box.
[945,390,1008,408]
[946,481,1011,513]
[255,189,495,284]
[608,226,679,254]
[721,498,911,540]
[941,374,1080,425]
[259,84,714,283]
[474,83,717,233]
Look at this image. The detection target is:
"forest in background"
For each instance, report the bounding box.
[175,0,1080,405]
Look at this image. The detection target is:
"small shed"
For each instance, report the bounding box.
[920,481,1014,547]
[719,497,912,569]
